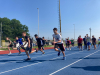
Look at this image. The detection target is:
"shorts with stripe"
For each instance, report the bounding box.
[17,44,23,49]
[54,43,65,51]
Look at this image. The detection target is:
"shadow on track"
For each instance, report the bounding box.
[71,66,100,71]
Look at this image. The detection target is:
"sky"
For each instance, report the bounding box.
[0,0,100,40]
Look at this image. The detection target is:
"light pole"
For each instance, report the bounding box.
[0,22,2,47]
[37,8,39,36]
[73,24,75,41]
[59,0,61,35]
[89,28,91,38]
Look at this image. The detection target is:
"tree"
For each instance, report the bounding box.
[0,17,30,41]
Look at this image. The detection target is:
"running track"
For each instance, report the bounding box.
[0,46,100,75]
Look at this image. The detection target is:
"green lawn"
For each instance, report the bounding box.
[0,45,54,51]
[0,44,79,51]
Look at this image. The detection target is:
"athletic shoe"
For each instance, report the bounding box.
[42,52,45,54]
[25,58,31,61]
[67,48,69,50]
[58,51,60,56]
[18,52,21,55]
[63,57,66,60]
[70,49,71,50]
[8,53,12,55]
[35,49,38,53]
[88,49,90,51]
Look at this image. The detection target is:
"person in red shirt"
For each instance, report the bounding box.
[67,39,71,50]
[78,36,83,50]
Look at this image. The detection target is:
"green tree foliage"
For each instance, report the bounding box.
[0,17,30,41]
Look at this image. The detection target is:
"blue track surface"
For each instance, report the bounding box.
[0,46,100,75]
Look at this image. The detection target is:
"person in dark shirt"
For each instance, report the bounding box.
[6,37,14,55]
[22,32,37,60]
[92,35,97,50]
[42,37,47,50]
[92,36,94,47]
[34,34,45,54]
[83,36,87,49]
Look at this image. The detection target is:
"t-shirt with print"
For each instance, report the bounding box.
[87,37,91,42]
[52,33,63,44]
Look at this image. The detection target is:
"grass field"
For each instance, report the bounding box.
[0,45,54,51]
[0,44,79,51]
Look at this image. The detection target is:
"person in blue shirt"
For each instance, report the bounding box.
[13,37,26,54]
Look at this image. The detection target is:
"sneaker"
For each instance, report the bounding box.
[18,52,21,55]
[35,49,38,53]
[42,52,45,54]
[67,48,69,50]
[88,49,90,51]
[8,53,12,55]
[25,58,31,61]
[70,49,71,50]
[58,51,60,56]
[63,57,66,60]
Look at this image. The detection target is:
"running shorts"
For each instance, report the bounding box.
[26,43,32,53]
[87,42,91,46]
[78,43,82,46]
[54,43,65,51]
[38,45,43,50]
[8,45,14,48]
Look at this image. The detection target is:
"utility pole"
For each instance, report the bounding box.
[73,24,75,41]
[0,22,2,47]
[89,28,91,38]
[37,8,39,36]
[59,0,61,35]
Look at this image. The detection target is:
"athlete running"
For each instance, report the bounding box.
[86,34,91,51]
[34,34,45,54]
[6,37,14,55]
[13,37,26,54]
[70,38,74,47]
[92,35,97,50]
[83,36,87,50]
[77,37,79,48]
[52,28,65,60]
[42,37,47,50]
[91,36,94,47]
[67,39,71,50]
[98,37,100,47]
[65,38,67,48]
[78,36,83,50]
[22,32,37,60]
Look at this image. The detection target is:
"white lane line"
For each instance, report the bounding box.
[0,62,42,74]
[50,51,83,60]
[0,51,82,74]
[49,50,100,75]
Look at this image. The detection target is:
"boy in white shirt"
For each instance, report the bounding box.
[52,28,65,60]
